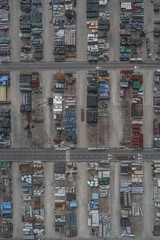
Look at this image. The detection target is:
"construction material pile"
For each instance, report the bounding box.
[87,0,110,62]
[52,0,76,62]
[54,162,78,237]
[120,161,143,237]
[20,161,45,239]
[20,0,43,61]
[120,0,144,61]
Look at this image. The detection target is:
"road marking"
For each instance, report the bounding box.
[1,151,160,155]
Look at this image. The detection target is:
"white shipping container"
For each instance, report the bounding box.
[88,218,91,227]
[92,213,99,227]
[98,171,102,178]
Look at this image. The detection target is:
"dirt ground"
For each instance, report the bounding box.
[142,162,153,238]
[143,70,154,148]
[77,162,90,238]
[44,162,55,238]
[110,162,120,238]
[119,99,132,146]
[87,116,109,148]
[130,194,144,237]
[76,71,88,148]
[12,162,23,238]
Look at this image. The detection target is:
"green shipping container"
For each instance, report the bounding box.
[133,81,140,89]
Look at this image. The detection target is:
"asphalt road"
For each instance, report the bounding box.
[0,238,160,240]
[0,61,160,71]
[0,148,160,162]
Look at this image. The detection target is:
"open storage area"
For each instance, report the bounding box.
[19,0,43,62]
[119,0,144,62]
[0,161,12,238]
[87,0,110,62]
[53,71,77,149]
[152,160,160,237]
[87,70,110,148]
[87,161,111,238]
[52,0,77,62]
[20,161,45,240]
[0,0,10,63]
[119,69,143,149]
[120,161,144,237]
[54,161,78,238]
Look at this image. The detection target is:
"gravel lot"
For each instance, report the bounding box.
[44,162,55,238]
[77,162,89,238]
[109,70,121,148]
[144,1,154,61]
[42,1,54,62]
[9,0,20,62]
[143,70,154,148]
[41,71,54,148]
[76,0,87,61]
[76,71,88,148]
[11,162,23,238]
[109,0,120,61]
[110,162,120,238]
[10,71,31,148]
[142,162,153,238]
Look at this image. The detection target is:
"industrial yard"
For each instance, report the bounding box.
[0,0,160,239]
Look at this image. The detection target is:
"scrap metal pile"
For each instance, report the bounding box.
[20,72,41,113]
[120,161,143,237]
[53,71,77,149]
[87,70,110,123]
[0,109,11,148]
[87,162,111,238]
[54,162,78,237]
[52,0,76,62]
[0,161,12,238]
[20,161,45,239]
[0,0,10,63]
[152,160,160,236]
[87,0,110,62]
[120,70,143,149]
[152,70,160,148]
[120,0,144,61]
[20,0,43,62]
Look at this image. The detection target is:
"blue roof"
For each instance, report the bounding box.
[92,193,98,200]
[2,76,8,81]
[1,202,12,211]
[2,209,12,214]
[70,201,77,207]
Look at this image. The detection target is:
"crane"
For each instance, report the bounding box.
[38,97,53,107]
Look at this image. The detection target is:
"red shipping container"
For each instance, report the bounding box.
[132,129,140,133]
[120,70,133,74]
[132,135,140,139]
[132,125,140,129]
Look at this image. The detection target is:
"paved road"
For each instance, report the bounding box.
[1,238,160,240]
[0,148,160,162]
[0,237,160,240]
[0,61,160,71]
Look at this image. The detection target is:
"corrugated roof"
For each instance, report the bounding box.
[0,86,6,101]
